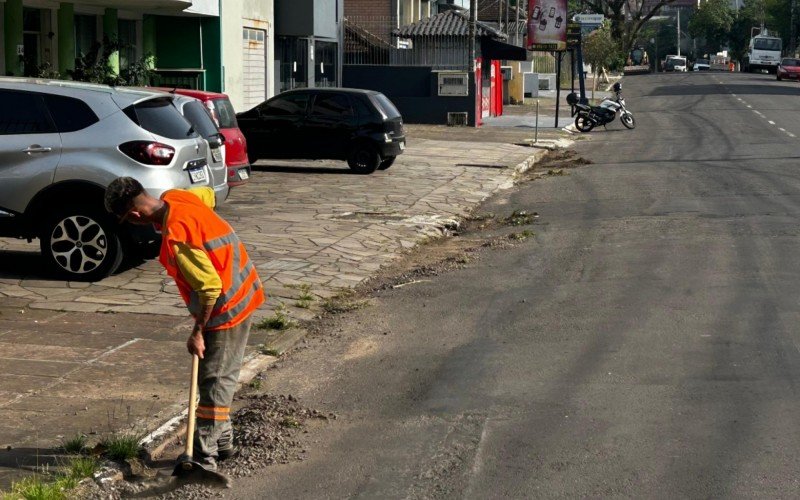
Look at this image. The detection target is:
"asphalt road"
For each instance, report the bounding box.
[230,71,800,498]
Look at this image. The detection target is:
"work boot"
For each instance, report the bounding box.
[217,446,237,461]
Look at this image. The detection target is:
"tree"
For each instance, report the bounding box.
[583,22,623,97]
[688,0,734,54]
[582,0,680,55]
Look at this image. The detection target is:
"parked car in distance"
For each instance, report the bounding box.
[237,88,405,174]
[167,94,229,203]
[153,88,251,187]
[0,78,215,281]
[665,55,688,72]
[776,58,800,80]
[693,59,710,71]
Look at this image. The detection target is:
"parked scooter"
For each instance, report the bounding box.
[568,82,635,132]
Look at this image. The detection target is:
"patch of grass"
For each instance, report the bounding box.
[66,456,99,479]
[255,304,297,331]
[60,434,87,455]
[3,472,78,500]
[503,210,537,226]
[295,298,313,309]
[509,230,535,242]
[248,378,263,390]
[100,432,142,462]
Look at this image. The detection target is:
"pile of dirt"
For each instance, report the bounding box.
[156,393,330,499]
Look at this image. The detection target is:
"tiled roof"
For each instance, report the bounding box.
[393,9,507,38]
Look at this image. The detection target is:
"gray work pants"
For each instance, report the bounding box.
[193,316,252,468]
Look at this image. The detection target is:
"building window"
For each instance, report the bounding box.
[75,15,98,59]
[118,19,138,69]
[22,8,42,77]
[314,41,338,88]
[277,36,308,92]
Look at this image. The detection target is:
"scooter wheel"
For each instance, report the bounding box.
[575,115,594,132]
[621,112,636,129]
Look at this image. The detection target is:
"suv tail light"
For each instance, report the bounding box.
[119,141,175,165]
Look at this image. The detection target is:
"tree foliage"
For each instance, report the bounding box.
[583,22,624,84]
[688,0,735,54]
[582,0,679,55]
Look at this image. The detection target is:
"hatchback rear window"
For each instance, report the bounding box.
[211,98,238,128]
[783,58,800,66]
[369,93,401,120]
[182,100,219,139]
[123,97,197,140]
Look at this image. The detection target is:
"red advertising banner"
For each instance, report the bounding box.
[527,0,567,51]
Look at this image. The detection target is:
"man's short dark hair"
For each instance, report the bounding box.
[104,177,145,216]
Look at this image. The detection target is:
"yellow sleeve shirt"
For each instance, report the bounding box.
[169,187,222,306]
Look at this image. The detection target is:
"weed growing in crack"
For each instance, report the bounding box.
[320,289,368,314]
[503,210,537,226]
[258,344,281,357]
[61,434,87,455]
[249,378,264,390]
[547,168,567,176]
[256,303,297,331]
[509,230,535,241]
[100,432,142,461]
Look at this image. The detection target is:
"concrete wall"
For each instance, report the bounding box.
[313,0,339,40]
[275,0,314,36]
[343,65,476,125]
[221,0,275,112]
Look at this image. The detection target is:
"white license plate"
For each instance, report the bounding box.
[399,141,405,151]
[211,148,223,163]
[189,168,207,183]
[238,168,249,180]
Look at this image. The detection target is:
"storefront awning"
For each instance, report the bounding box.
[481,38,527,61]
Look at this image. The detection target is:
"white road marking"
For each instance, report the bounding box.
[780,128,787,132]
[754,110,763,116]
[746,104,752,108]
[768,120,776,125]
[789,133,797,138]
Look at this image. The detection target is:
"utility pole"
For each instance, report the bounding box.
[470,0,478,70]
[677,8,681,56]
[515,0,520,46]
[791,0,797,54]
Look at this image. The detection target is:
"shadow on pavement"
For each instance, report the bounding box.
[649,84,800,96]
[252,164,360,175]
[0,250,52,280]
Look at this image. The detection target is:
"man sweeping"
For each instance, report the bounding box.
[104,177,265,472]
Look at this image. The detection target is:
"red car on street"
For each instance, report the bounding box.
[777,58,800,81]
[154,88,251,187]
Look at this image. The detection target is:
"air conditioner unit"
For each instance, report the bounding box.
[447,112,468,126]
[438,72,469,96]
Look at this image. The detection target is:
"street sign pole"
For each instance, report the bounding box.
[555,51,562,128]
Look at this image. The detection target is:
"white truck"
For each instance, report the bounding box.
[744,33,783,73]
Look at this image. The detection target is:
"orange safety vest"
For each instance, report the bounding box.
[159,190,265,331]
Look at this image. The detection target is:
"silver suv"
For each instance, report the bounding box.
[0,78,226,281]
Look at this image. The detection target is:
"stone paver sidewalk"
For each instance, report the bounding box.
[0,130,557,489]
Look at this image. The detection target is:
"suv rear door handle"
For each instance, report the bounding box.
[23,145,53,154]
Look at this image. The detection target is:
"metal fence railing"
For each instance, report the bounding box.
[344,16,471,70]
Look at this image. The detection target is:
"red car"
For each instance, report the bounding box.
[153,88,251,187]
[777,58,800,81]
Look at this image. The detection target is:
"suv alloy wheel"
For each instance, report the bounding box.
[39,207,123,281]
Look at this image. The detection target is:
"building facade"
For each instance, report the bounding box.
[1,0,274,113]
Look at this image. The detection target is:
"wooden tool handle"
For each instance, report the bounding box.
[185,354,199,458]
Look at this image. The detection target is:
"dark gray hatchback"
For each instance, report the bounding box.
[237,88,405,174]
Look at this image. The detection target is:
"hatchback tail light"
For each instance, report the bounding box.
[119,141,175,165]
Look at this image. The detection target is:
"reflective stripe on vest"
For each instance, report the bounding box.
[186,232,262,329]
